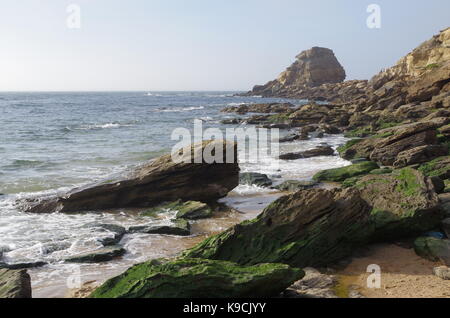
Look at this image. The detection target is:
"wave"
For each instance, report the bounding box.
[62,122,136,132]
[154,106,205,113]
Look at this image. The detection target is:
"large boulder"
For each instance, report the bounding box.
[183,188,373,268]
[414,237,450,266]
[21,140,239,213]
[90,258,304,298]
[279,146,334,160]
[184,169,443,268]
[0,269,32,298]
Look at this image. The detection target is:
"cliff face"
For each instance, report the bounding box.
[249,47,346,98]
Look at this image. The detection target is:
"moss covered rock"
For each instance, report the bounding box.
[175,201,213,220]
[414,237,450,265]
[184,188,373,268]
[90,258,303,298]
[356,168,444,240]
[418,156,450,179]
[312,161,379,182]
[273,180,317,192]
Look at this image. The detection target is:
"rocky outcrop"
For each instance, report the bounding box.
[183,168,443,268]
[0,269,32,298]
[221,103,296,114]
[244,47,346,98]
[312,161,379,182]
[90,258,304,298]
[21,140,239,213]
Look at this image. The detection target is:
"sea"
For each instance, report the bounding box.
[0,91,350,297]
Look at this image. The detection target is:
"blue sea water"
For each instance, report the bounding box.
[0,91,350,297]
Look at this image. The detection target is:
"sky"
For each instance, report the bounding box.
[0,0,449,91]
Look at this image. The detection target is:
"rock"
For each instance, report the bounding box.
[90,258,304,298]
[350,158,369,164]
[183,188,373,267]
[129,219,191,236]
[21,140,239,213]
[393,145,448,168]
[65,246,126,263]
[0,269,32,298]
[370,168,393,175]
[356,168,443,240]
[279,133,302,143]
[442,218,450,238]
[433,266,450,280]
[273,180,317,192]
[85,223,126,246]
[414,237,450,266]
[284,268,338,298]
[245,47,346,98]
[239,172,272,187]
[418,156,450,179]
[440,193,450,217]
[279,146,334,160]
[312,161,379,182]
[430,176,445,193]
[175,201,213,220]
[220,118,241,125]
[184,170,442,268]
[0,261,47,270]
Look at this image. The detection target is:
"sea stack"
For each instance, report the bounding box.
[248,47,346,97]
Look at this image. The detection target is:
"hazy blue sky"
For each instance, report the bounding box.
[1,0,449,91]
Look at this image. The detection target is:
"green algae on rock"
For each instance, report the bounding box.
[90,258,304,298]
[183,188,373,268]
[65,246,126,263]
[414,237,450,266]
[312,161,379,182]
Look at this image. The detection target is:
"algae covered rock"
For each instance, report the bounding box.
[273,180,317,192]
[90,258,304,298]
[312,161,379,182]
[184,188,372,268]
[0,269,32,298]
[129,219,190,236]
[357,168,444,240]
[175,201,213,220]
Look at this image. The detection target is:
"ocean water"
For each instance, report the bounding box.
[0,91,350,297]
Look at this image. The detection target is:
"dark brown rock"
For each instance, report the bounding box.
[21,140,239,213]
[279,146,334,160]
[0,269,32,298]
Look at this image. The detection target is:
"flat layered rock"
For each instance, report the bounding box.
[279,146,334,160]
[129,219,190,236]
[21,140,239,213]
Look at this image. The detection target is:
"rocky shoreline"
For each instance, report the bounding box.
[1,28,450,299]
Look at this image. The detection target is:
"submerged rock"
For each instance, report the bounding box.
[90,258,304,298]
[21,140,239,213]
[312,161,379,182]
[0,261,47,270]
[183,188,372,267]
[86,223,126,246]
[0,269,32,298]
[175,201,213,220]
[239,172,273,187]
[65,246,126,263]
[129,219,190,236]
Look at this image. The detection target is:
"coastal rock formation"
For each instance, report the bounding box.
[129,219,191,236]
[90,258,304,298]
[239,172,273,187]
[0,269,32,298]
[221,103,296,114]
[312,161,379,182]
[184,168,443,268]
[246,47,346,98]
[21,140,239,213]
[65,246,126,263]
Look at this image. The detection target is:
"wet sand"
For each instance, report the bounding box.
[336,244,450,298]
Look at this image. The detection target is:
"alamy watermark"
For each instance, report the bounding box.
[66,4,81,29]
[367,264,381,288]
[367,4,381,29]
